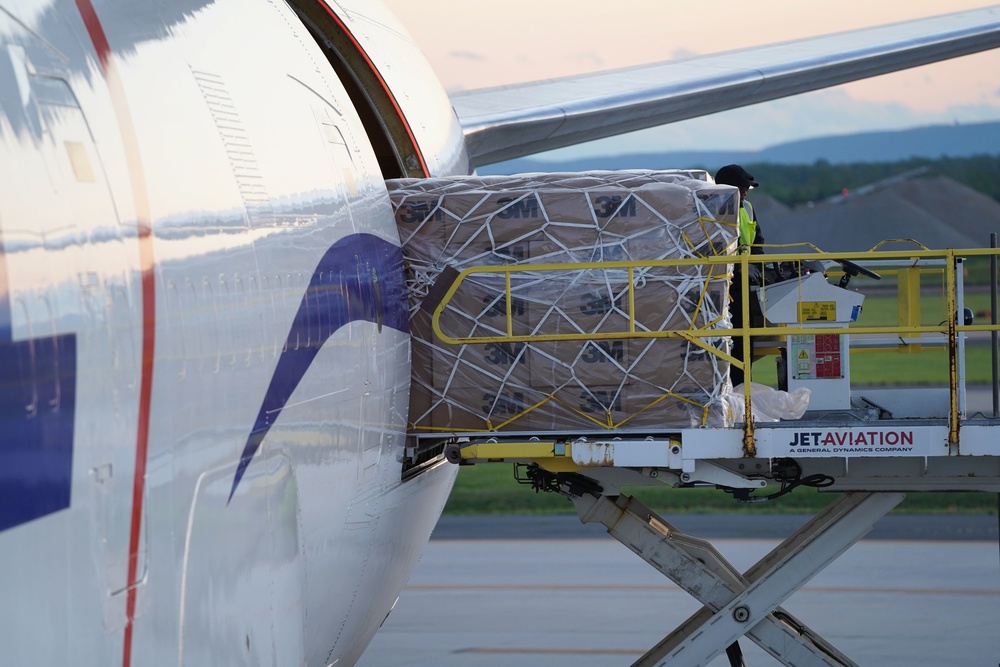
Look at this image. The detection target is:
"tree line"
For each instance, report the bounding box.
[736,155,1000,207]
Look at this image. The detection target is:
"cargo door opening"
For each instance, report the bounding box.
[288,1,425,179]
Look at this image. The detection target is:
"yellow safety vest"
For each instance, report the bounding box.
[738,202,757,251]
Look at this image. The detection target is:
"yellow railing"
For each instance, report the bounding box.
[426,245,1000,452]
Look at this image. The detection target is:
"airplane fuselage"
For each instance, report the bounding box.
[0,0,464,664]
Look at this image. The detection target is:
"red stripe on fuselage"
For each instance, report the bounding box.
[74,3,156,667]
[74,0,111,69]
[315,1,430,177]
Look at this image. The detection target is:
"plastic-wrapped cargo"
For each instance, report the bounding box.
[389,170,739,435]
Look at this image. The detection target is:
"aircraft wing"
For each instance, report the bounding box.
[451,6,1000,167]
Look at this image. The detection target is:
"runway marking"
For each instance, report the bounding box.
[792,585,1000,596]
[456,647,644,656]
[407,583,1000,596]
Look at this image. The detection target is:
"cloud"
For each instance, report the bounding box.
[671,48,699,60]
[565,51,604,68]
[449,50,487,62]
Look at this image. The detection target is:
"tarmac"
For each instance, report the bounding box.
[429,512,999,542]
[357,513,1000,667]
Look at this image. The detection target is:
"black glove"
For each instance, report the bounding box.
[746,263,762,286]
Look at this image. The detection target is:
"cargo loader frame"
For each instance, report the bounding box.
[572,491,903,667]
[424,244,1000,449]
[430,242,1000,498]
[444,438,1000,666]
[426,242,1000,665]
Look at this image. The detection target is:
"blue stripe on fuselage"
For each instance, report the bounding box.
[0,235,9,342]
[228,233,410,501]
[0,232,78,533]
[0,336,77,532]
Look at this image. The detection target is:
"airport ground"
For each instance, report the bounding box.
[358,515,1000,667]
[966,382,999,417]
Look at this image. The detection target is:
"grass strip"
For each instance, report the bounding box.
[444,463,998,516]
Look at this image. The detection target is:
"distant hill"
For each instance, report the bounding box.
[479,121,1000,174]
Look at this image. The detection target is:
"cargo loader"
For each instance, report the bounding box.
[391,172,1000,667]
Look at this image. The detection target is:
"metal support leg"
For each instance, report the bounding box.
[573,491,904,667]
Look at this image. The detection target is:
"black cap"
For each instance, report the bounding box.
[715,164,759,189]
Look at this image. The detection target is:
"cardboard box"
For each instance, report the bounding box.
[390,172,738,435]
[529,384,633,431]
[433,273,535,340]
[409,382,557,433]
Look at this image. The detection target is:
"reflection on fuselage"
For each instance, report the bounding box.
[0,0,465,665]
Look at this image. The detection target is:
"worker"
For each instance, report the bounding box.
[715,164,765,387]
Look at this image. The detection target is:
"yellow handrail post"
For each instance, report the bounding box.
[946,251,960,446]
[505,270,512,338]
[739,253,755,456]
[897,265,922,352]
[628,266,636,334]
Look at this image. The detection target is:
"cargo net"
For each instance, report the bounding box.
[388,170,740,434]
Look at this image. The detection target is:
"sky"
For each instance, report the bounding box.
[382,0,1000,160]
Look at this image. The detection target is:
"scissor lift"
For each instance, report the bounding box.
[419,242,1000,666]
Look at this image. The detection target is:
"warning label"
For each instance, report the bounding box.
[795,348,811,376]
[798,301,836,322]
[790,334,843,379]
[815,334,842,378]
